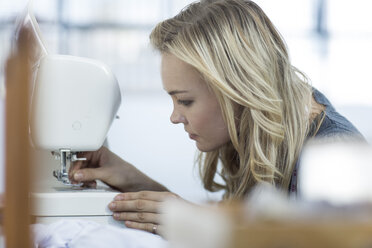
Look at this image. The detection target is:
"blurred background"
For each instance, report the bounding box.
[0,0,371,203]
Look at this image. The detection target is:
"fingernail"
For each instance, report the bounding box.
[109,202,116,210]
[125,221,131,227]
[113,213,119,218]
[74,172,83,181]
[114,195,124,201]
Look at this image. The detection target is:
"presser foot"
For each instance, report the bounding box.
[53,149,86,187]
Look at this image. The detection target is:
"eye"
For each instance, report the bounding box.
[177,100,193,107]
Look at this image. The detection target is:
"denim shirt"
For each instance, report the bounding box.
[288,89,365,194]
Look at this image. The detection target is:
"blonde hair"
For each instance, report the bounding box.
[150,0,312,200]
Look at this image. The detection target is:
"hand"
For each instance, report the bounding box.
[109,191,182,236]
[69,146,126,190]
[69,146,167,192]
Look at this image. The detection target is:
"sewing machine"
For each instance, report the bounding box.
[16,3,123,226]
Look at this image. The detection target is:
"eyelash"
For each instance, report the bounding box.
[177,100,193,107]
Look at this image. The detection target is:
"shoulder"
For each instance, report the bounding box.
[289,89,366,195]
[312,89,365,141]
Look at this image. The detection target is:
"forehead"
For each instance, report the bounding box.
[161,53,205,92]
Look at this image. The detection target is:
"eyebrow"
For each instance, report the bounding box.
[168,90,189,95]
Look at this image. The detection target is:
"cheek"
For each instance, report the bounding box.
[191,106,229,140]
[194,119,230,152]
[188,108,215,133]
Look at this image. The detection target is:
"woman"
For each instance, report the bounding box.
[70,0,363,235]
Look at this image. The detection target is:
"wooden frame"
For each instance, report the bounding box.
[3,27,32,248]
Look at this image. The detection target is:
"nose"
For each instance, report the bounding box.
[170,109,187,124]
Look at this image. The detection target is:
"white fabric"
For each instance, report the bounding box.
[31,220,167,248]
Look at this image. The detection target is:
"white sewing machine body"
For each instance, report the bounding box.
[30,54,121,152]
[15,3,123,226]
[29,53,123,225]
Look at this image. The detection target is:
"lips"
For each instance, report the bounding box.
[188,133,197,140]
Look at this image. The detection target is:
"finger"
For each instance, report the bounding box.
[69,167,85,185]
[124,221,163,236]
[114,191,179,202]
[73,167,107,182]
[112,211,159,223]
[69,160,85,179]
[109,199,159,213]
[82,180,97,188]
[69,155,91,178]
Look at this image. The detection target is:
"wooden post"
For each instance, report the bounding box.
[3,27,32,248]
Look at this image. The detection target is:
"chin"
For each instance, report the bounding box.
[196,142,220,152]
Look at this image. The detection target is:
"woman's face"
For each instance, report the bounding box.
[161,53,231,152]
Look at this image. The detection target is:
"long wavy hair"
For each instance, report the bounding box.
[150,0,313,200]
